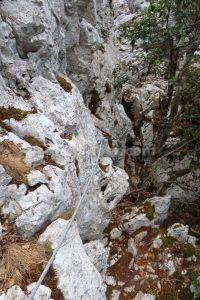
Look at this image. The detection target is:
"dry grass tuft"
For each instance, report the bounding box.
[55,74,72,93]
[0,140,30,184]
[0,106,30,122]
[23,135,46,150]
[0,242,49,292]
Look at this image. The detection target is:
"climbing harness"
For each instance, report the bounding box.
[28,134,104,300]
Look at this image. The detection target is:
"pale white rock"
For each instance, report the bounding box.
[84,240,109,276]
[123,214,151,234]
[147,195,171,223]
[110,228,122,240]
[186,255,197,262]
[77,157,129,240]
[128,238,137,257]
[38,219,105,300]
[27,170,46,187]
[167,223,197,246]
[15,185,56,237]
[124,286,135,293]
[173,155,193,173]
[135,231,148,242]
[157,281,161,289]
[134,291,156,300]
[0,184,27,216]
[133,275,141,281]
[110,290,120,300]
[105,276,117,286]
[0,222,4,238]
[101,237,109,246]
[141,122,154,157]
[0,284,53,300]
[146,265,155,274]
[166,184,186,201]
[0,165,12,186]
[118,281,125,286]
[163,260,176,276]
[0,286,26,300]
[151,235,163,249]
[129,258,135,269]
[128,0,149,13]
[0,132,44,167]
[27,283,52,300]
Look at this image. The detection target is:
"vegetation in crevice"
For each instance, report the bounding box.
[74,158,79,177]
[105,82,112,93]
[143,202,155,221]
[0,241,50,292]
[23,136,47,150]
[113,65,129,89]
[55,74,72,93]
[0,106,32,122]
[0,140,30,184]
[44,154,62,168]
[88,88,101,114]
[101,130,113,148]
[60,133,73,141]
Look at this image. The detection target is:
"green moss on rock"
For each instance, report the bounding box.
[143,202,155,221]
[183,243,196,258]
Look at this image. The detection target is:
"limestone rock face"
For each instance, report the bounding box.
[0,0,130,239]
[0,76,128,238]
[38,219,106,300]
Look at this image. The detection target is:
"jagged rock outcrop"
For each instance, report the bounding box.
[0,74,128,239]
[0,0,132,241]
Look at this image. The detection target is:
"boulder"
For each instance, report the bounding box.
[128,238,137,257]
[110,228,122,240]
[27,283,52,300]
[147,195,171,223]
[38,219,106,300]
[167,223,197,246]
[123,214,151,234]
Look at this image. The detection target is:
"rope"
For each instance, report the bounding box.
[28,135,103,300]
